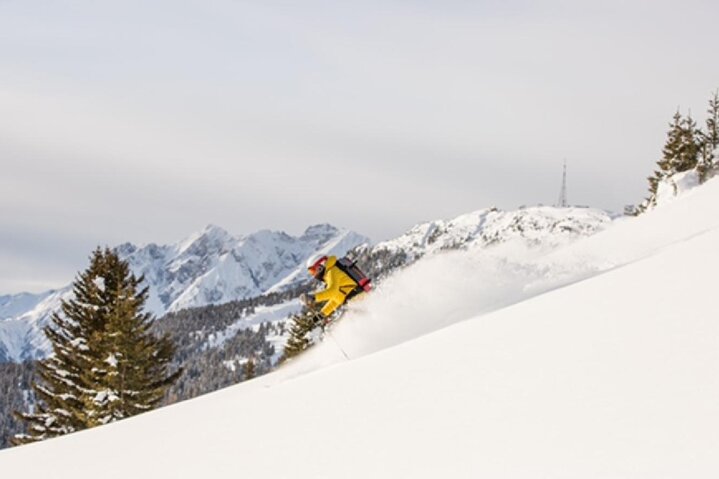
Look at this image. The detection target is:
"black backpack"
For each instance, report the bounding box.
[335,256,372,293]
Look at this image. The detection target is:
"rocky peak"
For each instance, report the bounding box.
[301,224,340,243]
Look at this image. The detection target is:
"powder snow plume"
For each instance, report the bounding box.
[273,174,719,384]
[270,239,603,382]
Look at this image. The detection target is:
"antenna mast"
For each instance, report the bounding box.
[557,161,568,208]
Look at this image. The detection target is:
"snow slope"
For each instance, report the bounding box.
[2,177,719,477]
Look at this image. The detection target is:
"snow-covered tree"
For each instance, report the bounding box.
[84,250,180,426]
[14,248,180,443]
[638,91,719,213]
[13,249,111,444]
[639,109,702,211]
[281,310,318,361]
[663,111,700,174]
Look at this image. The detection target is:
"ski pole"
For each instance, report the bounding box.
[326,330,350,361]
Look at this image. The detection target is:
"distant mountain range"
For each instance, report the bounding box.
[0,206,614,363]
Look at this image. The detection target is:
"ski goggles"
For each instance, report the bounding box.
[307,256,328,277]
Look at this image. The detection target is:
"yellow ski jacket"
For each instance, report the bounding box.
[313,256,359,317]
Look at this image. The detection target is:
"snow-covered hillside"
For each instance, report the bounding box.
[0,224,367,362]
[373,205,612,259]
[3,177,718,476]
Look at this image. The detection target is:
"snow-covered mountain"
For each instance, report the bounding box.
[371,205,612,260]
[0,290,68,363]
[0,224,368,362]
[117,223,367,314]
[3,178,718,477]
[0,292,55,320]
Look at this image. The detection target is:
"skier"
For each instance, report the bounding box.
[301,254,370,323]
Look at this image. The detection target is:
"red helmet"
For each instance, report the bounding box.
[306,254,328,279]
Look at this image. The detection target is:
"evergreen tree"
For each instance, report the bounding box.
[658,111,684,174]
[14,248,180,444]
[281,310,318,362]
[707,91,719,152]
[698,91,719,182]
[84,251,180,426]
[640,113,682,209]
[243,357,256,380]
[660,110,700,174]
[640,110,701,210]
[675,113,701,172]
[13,249,111,444]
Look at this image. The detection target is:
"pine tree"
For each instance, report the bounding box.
[659,110,700,174]
[84,251,180,426]
[13,249,110,444]
[698,91,719,182]
[14,248,180,444]
[243,357,256,380]
[640,170,664,210]
[658,111,684,175]
[281,310,319,362]
[641,113,683,209]
[707,91,719,152]
[674,113,700,172]
[641,110,701,210]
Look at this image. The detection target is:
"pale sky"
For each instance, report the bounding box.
[1,0,718,294]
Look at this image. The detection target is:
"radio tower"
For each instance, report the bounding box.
[557,161,568,208]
